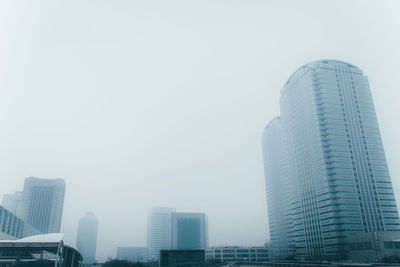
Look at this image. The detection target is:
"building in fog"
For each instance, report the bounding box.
[147,207,176,262]
[116,247,147,262]
[76,212,98,263]
[147,208,209,262]
[205,247,269,263]
[0,205,41,240]
[18,177,66,234]
[263,60,400,262]
[1,191,22,217]
[262,117,292,260]
[171,213,208,250]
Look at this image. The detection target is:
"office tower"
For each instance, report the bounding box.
[19,177,66,234]
[147,207,176,261]
[263,60,400,262]
[116,247,147,262]
[1,191,22,216]
[262,118,293,260]
[171,213,208,250]
[76,212,98,263]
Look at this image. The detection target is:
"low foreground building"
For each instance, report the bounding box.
[160,250,205,267]
[0,233,82,267]
[206,247,269,263]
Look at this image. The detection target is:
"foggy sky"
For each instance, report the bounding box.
[1,0,400,261]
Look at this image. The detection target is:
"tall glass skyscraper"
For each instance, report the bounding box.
[262,117,293,259]
[263,60,400,262]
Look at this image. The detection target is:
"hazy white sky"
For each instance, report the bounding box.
[1,0,400,261]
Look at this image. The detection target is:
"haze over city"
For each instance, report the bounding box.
[1,0,400,262]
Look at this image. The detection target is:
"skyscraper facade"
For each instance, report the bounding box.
[262,118,293,260]
[19,177,66,234]
[171,212,208,250]
[76,212,98,263]
[263,60,400,262]
[147,207,176,261]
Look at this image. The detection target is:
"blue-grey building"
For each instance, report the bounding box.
[1,192,22,217]
[262,117,293,260]
[19,177,66,234]
[76,212,98,263]
[171,213,208,250]
[0,205,41,240]
[263,60,400,262]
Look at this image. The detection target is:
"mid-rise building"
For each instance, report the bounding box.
[171,212,208,250]
[76,212,98,263]
[116,247,147,262]
[263,60,400,262]
[0,205,41,240]
[205,247,269,263]
[147,207,176,262]
[147,208,209,262]
[19,177,66,234]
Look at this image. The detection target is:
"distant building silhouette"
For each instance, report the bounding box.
[1,191,22,217]
[171,212,208,250]
[19,177,66,233]
[147,207,175,262]
[76,212,98,263]
[263,60,400,262]
[116,247,147,262]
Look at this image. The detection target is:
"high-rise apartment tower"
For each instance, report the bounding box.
[263,60,400,262]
